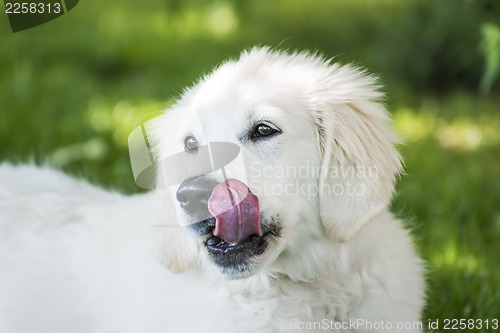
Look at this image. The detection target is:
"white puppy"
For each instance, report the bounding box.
[0,47,424,332]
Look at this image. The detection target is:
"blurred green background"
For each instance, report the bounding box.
[1,0,499,329]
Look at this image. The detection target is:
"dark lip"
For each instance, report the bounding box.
[204,224,281,255]
[205,232,268,254]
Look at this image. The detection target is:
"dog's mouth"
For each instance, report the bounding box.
[184,178,281,275]
[190,214,281,277]
[202,219,281,277]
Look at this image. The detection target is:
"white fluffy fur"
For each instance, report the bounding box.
[0,48,424,332]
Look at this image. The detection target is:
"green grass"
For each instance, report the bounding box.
[1,0,499,330]
[390,93,500,326]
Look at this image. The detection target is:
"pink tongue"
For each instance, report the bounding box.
[208,179,261,245]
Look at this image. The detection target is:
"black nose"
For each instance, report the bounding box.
[176,177,218,221]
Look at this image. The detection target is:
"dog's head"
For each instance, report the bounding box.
[148,47,402,280]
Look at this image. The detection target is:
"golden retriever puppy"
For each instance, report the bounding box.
[0,47,424,332]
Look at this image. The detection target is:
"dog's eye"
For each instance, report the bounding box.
[184,136,198,152]
[252,123,280,139]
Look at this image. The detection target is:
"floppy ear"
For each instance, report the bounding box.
[315,68,403,242]
[150,189,199,273]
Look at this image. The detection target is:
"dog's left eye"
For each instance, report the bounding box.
[252,123,280,139]
[184,135,199,151]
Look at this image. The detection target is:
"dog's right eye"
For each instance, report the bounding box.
[184,136,199,152]
[251,122,281,140]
